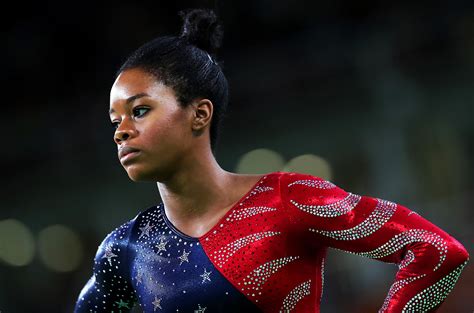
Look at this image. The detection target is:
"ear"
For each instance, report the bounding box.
[191,98,213,131]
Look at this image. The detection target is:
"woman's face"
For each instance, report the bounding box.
[109,68,195,182]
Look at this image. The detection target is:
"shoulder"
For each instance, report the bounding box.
[278,171,344,190]
[92,211,143,277]
[278,171,350,203]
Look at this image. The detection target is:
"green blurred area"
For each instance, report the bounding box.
[1,1,473,312]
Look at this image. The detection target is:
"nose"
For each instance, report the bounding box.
[114,118,138,144]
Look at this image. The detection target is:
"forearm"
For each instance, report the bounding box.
[319,200,469,312]
[369,204,469,312]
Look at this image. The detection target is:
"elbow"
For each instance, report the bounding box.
[448,237,470,266]
[458,245,469,263]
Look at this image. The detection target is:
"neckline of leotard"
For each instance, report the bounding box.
[158,172,274,242]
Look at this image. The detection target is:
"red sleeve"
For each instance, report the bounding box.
[281,172,469,312]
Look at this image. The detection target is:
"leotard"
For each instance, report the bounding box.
[74,171,469,312]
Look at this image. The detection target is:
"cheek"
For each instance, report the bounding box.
[142,115,190,149]
[140,124,169,149]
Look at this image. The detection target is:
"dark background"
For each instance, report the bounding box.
[1,0,473,312]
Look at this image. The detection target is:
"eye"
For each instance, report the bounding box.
[111,121,119,129]
[133,107,149,118]
[110,107,149,130]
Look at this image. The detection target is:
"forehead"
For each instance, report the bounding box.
[110,68,166,105]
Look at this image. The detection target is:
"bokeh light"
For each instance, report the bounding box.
[0,219,35,266]
[283,154,333,180]
[235,148,285,173]
[37,224,84,272]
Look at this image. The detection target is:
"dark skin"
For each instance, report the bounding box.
[109,68,265,238]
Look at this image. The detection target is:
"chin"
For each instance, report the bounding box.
[124,166,157,182]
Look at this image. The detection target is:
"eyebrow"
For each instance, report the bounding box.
[109,93,150,115]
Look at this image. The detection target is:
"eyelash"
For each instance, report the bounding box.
[111,107,149,129]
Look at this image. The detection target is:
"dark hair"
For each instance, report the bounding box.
[116,8,228,155]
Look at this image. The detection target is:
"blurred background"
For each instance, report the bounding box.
[1,0,473,312]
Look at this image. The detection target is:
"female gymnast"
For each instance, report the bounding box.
[74,8,469,313]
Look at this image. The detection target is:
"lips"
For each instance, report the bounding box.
[118,146,140,160]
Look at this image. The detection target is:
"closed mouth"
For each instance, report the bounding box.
[120,150,140,162]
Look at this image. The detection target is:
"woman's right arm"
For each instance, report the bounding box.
[74,219,138,313]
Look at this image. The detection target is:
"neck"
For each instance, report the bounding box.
[156,148,236,223]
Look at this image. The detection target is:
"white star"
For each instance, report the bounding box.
[139,221,154,239]
[194,304,207,313]
[102,245,118,266]
[200,268,212,283]
[156,239,168,253]
[178,249,191,265]
[152,296,162,311]
[135,269,143,285]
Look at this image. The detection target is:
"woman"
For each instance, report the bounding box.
[74,8,469,313]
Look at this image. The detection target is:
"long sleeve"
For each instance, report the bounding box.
[281,172,469,312]
[74,218,138,313]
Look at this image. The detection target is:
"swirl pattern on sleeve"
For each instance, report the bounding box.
[283,172,469,312]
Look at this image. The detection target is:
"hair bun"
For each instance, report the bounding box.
[178,8,223,55]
